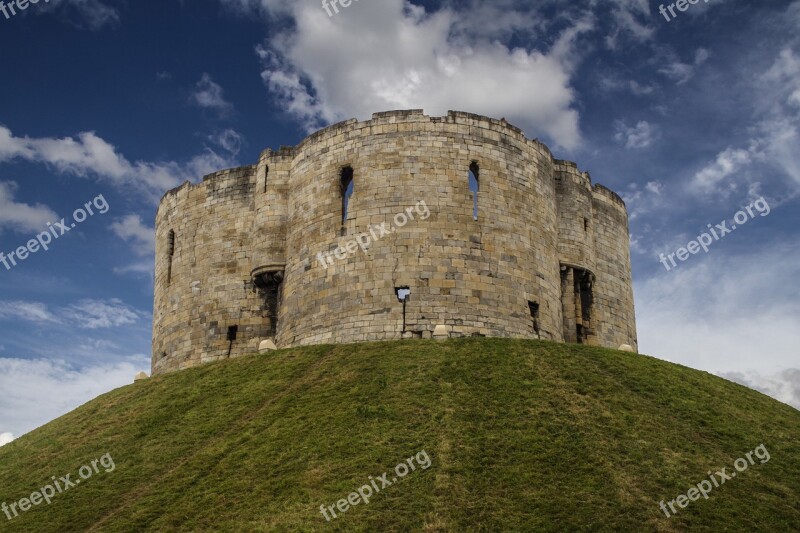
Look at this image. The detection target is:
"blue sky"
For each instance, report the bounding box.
[1,0,799,445]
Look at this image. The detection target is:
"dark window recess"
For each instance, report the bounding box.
[528,301,540,337]
[560,266,595,344]
[396,287,411,333]
[264,165,269,193]
[469,161,480,220]
[167,230,175,285]
[340,166,354,230]
[254,271,284,337]
[579,272,593,323]
[576,270,594,344]
[584,218,589,232]
[226,325,239,357]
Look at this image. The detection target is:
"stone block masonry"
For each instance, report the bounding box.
[151,110,637,375]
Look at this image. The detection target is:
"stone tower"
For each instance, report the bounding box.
[151,110,637,375]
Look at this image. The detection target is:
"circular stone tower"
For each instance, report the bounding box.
[151,110,637,374]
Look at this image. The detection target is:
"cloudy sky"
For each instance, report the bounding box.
[1,0,798,444]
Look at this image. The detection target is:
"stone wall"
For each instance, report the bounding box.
[152,110,637,375]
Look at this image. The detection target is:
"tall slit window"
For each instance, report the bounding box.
[469,161,480,220]
[264,165,269,193]
[528,301,540,337]
[167,230,175,286]
[340,166,354,227]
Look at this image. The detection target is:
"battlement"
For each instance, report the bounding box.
[152,110,636,374]
[592,183,627,209]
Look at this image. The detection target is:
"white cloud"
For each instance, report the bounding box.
[0,356,148,438]
[0,301,60,324]
[0,181,59,234]
[603,0,654,49]
[76,339,119,353]
[235,0,590,150]
[636,239,800,410]
[621,180,666,229]
[658,48,710,85]
[0,299,140,329]
[35,0,120,29]
[598,74,654,96]
[208,129,243,156]
[690,118,800,199]
[614,120,657,149]
[0,125,239,203]
[719,369,800,410]
[191,74,234,117]
[692,147,753,191]
[113,261,154,280]
[764,48,800,89]
[110,215,155,256]
[689,47,800,199]
[0,432,14,446]
[63,299,140,329]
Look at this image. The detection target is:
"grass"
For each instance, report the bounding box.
[0,338,798,532]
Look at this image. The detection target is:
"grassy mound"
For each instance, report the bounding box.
[1,338,798,532]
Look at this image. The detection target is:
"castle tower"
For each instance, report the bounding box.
[151,110,637,374]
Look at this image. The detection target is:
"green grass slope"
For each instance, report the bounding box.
[0,339,798,532]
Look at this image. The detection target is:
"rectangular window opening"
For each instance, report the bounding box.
[167,230,175,286]
[469,161,480,221]
[528,301,540,337]
[340,166,354,228]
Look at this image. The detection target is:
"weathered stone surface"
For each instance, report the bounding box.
[152,110,637,375]
[134,372,149,382]
[432,325,450,339]
[258,339,278,352]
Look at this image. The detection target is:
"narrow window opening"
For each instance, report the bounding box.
[528,301,540,338]
[468,161,480,220]
[579,271,593,326]
[560,266,594,344]
[396,287,410,333]
[167,230,175,286]
[573,269,594,344]
[264,165,269,193]
[265,272,284,337]
[226,325,239,357]
[340,166,354,231]
[584,218,589,232]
